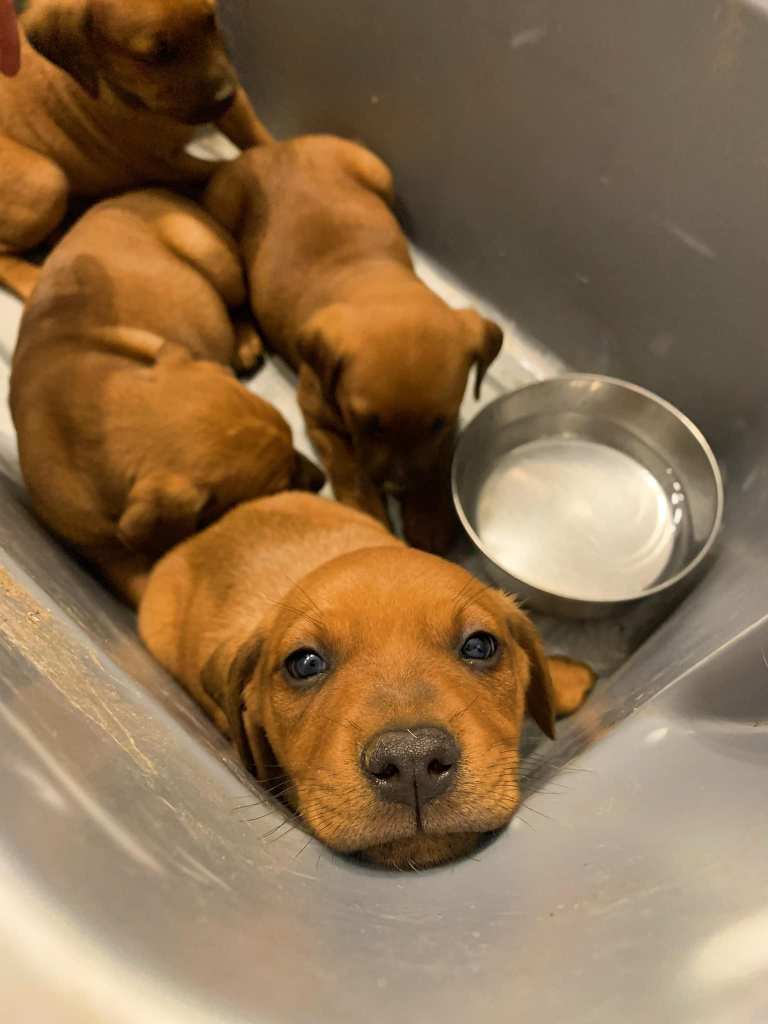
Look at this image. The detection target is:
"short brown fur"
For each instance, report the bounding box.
[139,492,591,870]
[11,190,323,602]
[0,0,271,298]
[205,135,504,554]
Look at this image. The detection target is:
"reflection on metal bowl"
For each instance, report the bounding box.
[452,375,724,619]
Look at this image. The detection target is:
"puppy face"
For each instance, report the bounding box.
[299,303,503,491]
[208,548,555,870]
[24,0,238,122]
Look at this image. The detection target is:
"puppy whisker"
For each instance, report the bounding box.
[253,590,325,633]
[453,579,497,619]
[267,570,324,617]
[244,807,290,824]
[293,835,316,860]
[518,802,556,823]
[260,818,299,842]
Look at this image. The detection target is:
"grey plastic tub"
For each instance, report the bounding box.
[1,1,767,1021]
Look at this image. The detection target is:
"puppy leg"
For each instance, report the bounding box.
[400,448,458,553]
[232,314,264,374]
[547,657,597,717]
[117,472,210,553]
[0,254,39,300]
[0,135,68,297]
[400,482,459,554]
[337,139,395,205]
[215,87,274,149]
[307,421,389,523]
[86,546,153,608]
[297,368,389,522]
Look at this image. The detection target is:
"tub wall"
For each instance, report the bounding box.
[223,0,768,448]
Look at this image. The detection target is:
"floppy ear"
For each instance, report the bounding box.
[509,611,557,739]
[458,309,504,399]
[22,0,99,98]
[117,473,210,553]
[200,633,270,779]
[296,305,355,409]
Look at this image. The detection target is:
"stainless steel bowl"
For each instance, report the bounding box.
[452,374,724,619]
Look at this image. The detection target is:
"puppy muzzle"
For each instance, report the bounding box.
[186,83,237,124]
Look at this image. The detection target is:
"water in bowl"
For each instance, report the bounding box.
[474,435,691,601]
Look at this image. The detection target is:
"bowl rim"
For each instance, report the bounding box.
[451,372,725,607]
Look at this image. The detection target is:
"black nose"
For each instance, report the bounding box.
[362,727,459,808]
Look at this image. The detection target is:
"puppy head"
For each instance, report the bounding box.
[118,355,322,553]
[169,365,324,524]
[23,0,238,122]
[298,303,503,490]
[203,547,555,870]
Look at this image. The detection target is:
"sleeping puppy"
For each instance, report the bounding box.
[138,492,595,869]
[11,336,323,604]
[14,188,267,372]
[0,0,271,299]
[204,135,504,554]
[10,188,324,602]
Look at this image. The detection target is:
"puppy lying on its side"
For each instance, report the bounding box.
[11,189,324,602]
[11,336,323,603]
[139,492,595,870]
[16,188,266,372]
[204,135,504,554]
[0,0,271,299]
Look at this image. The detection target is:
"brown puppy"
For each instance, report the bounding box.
[16,187,266,372]
[11,189,324,602]
[204,135,504,554]
[11,337,323,603]
[138,492,595,869]
[0,0,271,299]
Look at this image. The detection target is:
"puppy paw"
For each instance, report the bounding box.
[233,319,265,375]
[117,473,210,554]
[234,336,264,374]
[547,657,598,717]
[330,477,391,526]
[401,494,459,554]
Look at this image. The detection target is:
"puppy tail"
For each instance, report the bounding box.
[83,327,182,365]
[0,255,40,302]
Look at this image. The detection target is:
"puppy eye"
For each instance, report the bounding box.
[365,414,383,436]
[284,647,328,683]
[431,416,446,433]
[460,631,498,661]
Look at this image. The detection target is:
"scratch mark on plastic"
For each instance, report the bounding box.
[665,222,717,260]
